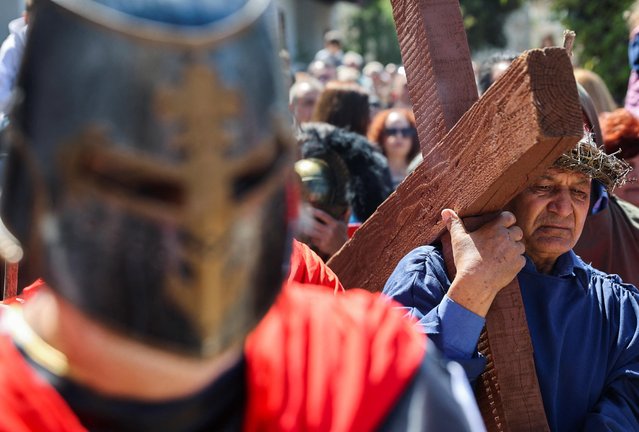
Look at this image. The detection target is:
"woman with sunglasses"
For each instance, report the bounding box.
[368,108,420,188]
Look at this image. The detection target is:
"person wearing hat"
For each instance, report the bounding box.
[295,122,394,259]
[384,131,639,430]
[313,29,344,68]
[0,0,482,430]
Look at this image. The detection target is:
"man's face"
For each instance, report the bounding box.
[614,152,639,207]
[309,61,336,85]
[506,167,591,270]
[292,84,319,124]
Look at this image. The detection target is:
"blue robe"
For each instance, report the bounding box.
[383,245,639,431]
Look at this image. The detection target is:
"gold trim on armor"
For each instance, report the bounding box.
[1,305,69,377]
[47,0,271,48]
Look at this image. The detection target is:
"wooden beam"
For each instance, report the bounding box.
[327,48,583,293]
[391,0,478,153]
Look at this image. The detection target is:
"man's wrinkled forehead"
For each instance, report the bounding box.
[534,167,591,185]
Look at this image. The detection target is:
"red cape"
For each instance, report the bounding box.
[0,280,424,431]
[244,282,425,431]
[0,325,86,431]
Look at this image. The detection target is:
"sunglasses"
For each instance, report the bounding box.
[385,127,415,137]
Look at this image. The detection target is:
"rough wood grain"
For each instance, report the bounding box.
[390,0,478,153]
[480,281,550,431]
[327,48,582,293]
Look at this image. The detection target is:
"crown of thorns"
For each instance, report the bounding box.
[552,133,631,190]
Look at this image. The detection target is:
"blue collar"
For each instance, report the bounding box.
[523,250,590,291]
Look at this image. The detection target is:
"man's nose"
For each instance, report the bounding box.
[547,189,573,216]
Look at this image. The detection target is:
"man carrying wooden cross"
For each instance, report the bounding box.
[384,133,639,430]
[320,0,639,428]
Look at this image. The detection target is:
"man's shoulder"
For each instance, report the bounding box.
[0,318,86,431]
[244,282,425,430]
[383,244,449,296]
[395,244,445,272]
[249,281,425,348]
[580,256,639,297]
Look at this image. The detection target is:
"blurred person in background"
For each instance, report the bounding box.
[477,51,518,95]
[0,0,33,115]
[311,81,371,136]
[574,94,639,287]
[298,122,393,233]
[540,33,557,48]
[626,1,639,118]
[314,29,343,67]
[289,77,322,127]
[343,51,364,72]
[386,62,398,78]
[336,65,361,84]
[308,59,336,86]
[279,49,293,91]
[600,107,639,206]
[294,153,351,260]
[362,61,391,108]
[389,67,411,109]
[368,108,420,188]
[574,68,618,115]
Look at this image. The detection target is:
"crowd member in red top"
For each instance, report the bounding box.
[0,0,482,431]
[288,239,344,293]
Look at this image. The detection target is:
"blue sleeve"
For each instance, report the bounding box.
[383,245,486,381]
[582,280,639,431]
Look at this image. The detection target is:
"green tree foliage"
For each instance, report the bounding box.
[344,0,402,64]
[550,0,634,103]
[461,0,525,50]
[344,0,524,64]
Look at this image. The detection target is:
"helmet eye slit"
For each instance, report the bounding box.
[231,135,287,201]
[61,132,186,219]
[80,155,186,207]
[232,156,277,200]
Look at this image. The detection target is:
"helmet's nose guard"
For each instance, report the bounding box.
[1,0,293,357]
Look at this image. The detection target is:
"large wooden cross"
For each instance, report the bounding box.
[327,0,583,430]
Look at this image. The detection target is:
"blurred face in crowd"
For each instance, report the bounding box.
[614,153,639,206]
[391,73,411,108]
[308,61,336,85]
[291,82,320,125]
[506,167,591,273]
[383,111,414,164]
[490,61,511,88]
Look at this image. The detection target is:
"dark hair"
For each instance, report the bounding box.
[297,123,393,221]
[367,108,420,164]
[311,81,370,136]
[477,52,518,94]
[324,30,342,45]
